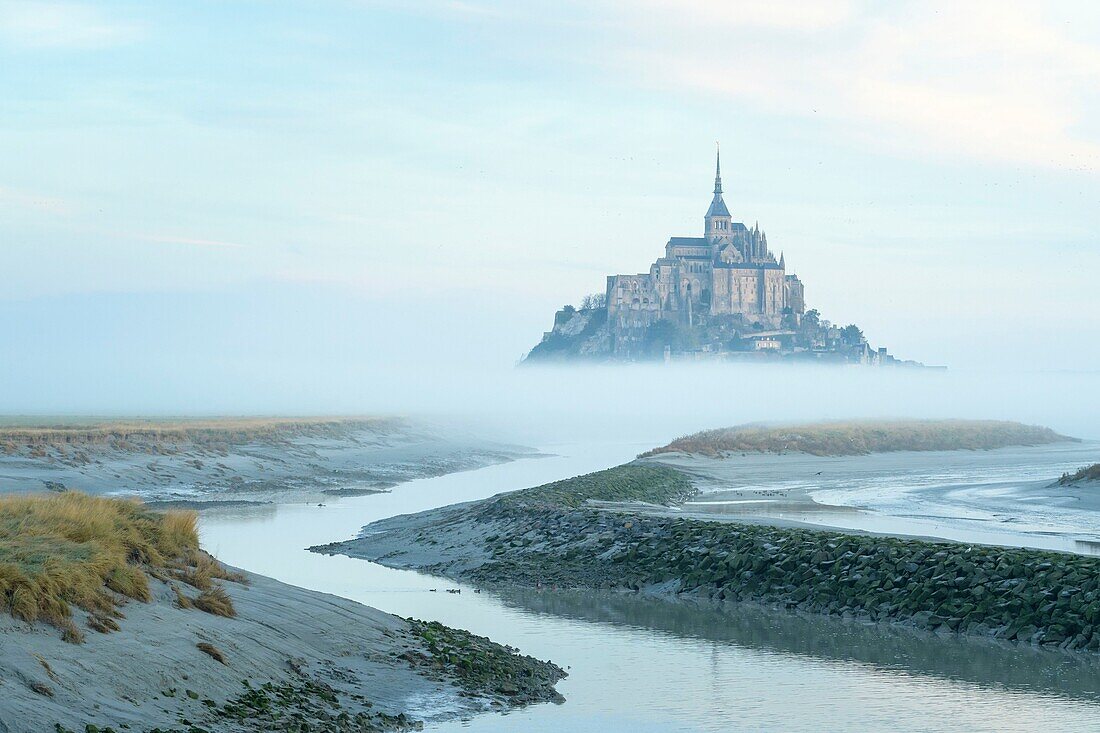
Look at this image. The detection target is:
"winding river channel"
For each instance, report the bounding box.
[198,440,1100,732]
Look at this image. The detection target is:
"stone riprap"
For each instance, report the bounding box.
[404,620,565,706]
[320,464,1100,653]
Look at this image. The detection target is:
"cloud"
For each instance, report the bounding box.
[0,1,142,49]
[639,0,854,31]
[0,185,71,214]
[605,0,1100,173]
[143,235,247,250]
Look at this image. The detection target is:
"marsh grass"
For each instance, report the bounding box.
[640,419,1072,458]
[0,416,400,458]
[499,464,695,509]
[1059,463,1100,485]
[196,641,228,664]
[193,586,236,617]
[0,492,243,640]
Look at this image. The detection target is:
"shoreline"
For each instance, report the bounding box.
[0,424,565,732]
[315,462,1100,655]
[0,417,534,505]
[0,560,565,733]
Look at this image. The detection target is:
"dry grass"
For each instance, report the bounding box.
[0,491,242,640]
[193,586,236,618]
[173,584,195,609]
[87,612,121,633]
[0,416,400,457]
[196,641,228,664]
[177,552,247,591]
[640,419,1072,458]
[1059,463,1100,485]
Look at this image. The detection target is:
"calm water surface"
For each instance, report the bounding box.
[199,441,1100,732]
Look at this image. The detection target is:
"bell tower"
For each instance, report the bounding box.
[704,143,733,245]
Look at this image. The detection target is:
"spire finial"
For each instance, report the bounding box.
[714,141,722,195]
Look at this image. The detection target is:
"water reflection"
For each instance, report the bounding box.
[492,587,1100,703]
[198,442,1100,733]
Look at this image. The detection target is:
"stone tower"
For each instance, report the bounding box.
[704,144,733,246]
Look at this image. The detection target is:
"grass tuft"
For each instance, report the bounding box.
[172,584,195,609]
[196,641,228,664]
[193,586,236,618]
[0,491,240,640]
[1058,463,1100,485]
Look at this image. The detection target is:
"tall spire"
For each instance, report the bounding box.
[714,142,722,195]
[705,142,731,222]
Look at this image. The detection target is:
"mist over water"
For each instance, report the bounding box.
[1,286,1096,444]
[407,364,1100,446]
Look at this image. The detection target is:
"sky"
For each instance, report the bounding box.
[1,1,1099,417]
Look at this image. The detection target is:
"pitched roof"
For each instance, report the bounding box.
[706,193,731,218]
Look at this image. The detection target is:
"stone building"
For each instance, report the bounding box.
[606,148,805,350]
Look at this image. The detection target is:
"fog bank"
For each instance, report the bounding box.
[1,286,1096,445]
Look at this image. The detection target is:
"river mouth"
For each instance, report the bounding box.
[199,441,1100,732]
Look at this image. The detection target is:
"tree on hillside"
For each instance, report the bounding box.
[841,324,865,345]
[580,293,607,310]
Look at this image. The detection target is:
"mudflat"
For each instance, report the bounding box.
[0,565,564,732]
[0,417,531,505]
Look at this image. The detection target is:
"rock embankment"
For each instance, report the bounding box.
[320,464,1100,653]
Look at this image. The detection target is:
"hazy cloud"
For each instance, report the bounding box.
[0,1,142,49]
[0,185,71,214]
[143,235,247,250]
[612,0,1100,173]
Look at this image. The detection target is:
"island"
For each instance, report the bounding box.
[524,149,929,366]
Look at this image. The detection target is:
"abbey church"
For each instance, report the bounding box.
[525,149,919,366]
[606,148,805,347]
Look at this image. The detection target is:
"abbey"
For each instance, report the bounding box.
[606,149,805,348]
[525,150,923,366]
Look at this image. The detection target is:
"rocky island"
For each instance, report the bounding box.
[524,149,927,366]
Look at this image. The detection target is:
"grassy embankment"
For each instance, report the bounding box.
[0,492,244,642]
[640,419,1072,458]
[0,417,399,462]
[1059,464,1100,485]
[498,464,695,509]
[445,463,1100,651]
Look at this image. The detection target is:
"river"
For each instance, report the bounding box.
[198,440,1100,732]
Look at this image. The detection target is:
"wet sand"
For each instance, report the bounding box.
[0,566,561,733]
